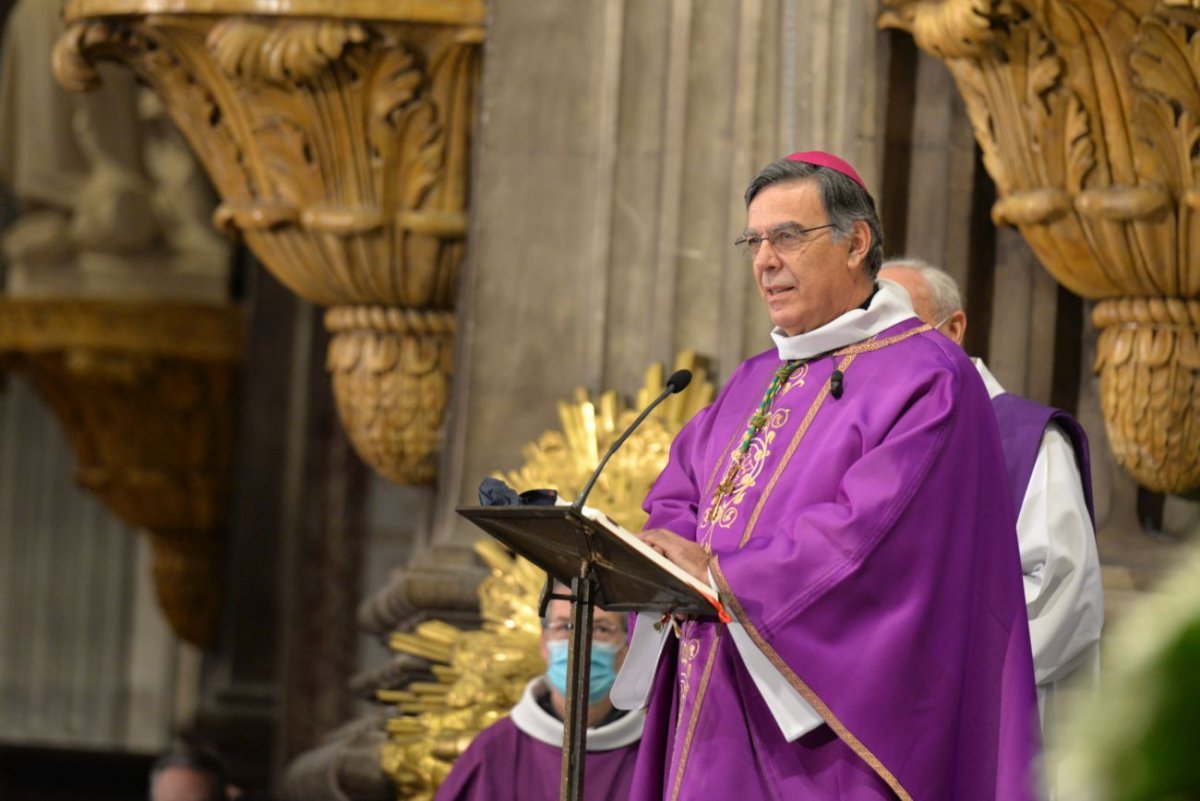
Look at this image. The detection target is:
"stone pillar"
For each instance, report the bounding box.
[0,374,181,753]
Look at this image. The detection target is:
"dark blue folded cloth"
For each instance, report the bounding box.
[478,477,558,507]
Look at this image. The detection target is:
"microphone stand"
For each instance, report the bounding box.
[550,370,691,801]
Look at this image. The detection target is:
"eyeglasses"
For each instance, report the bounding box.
[545,621,626,642]
[734,222,837,259]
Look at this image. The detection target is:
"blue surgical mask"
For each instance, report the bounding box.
[545,640,622,704]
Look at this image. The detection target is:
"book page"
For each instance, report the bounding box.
[576,505,721,608]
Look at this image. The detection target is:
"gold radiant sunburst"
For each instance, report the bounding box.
[379,540,546,799]
[378,352,714,799]
[499,351,714,529]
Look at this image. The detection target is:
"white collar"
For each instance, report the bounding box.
[971,357,1006,400]
[508,678,645,751]
[770,279,917,360]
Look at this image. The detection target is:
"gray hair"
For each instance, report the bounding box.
[744,158,885,277]
[881,258,963,321]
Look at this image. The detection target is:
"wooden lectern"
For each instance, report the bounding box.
[457,503,722,801]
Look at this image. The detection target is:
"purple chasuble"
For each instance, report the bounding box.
[991,393,1095,522]
[433,716,639,801]
[630,319,1039,801]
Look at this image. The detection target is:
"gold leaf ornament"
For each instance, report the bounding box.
[499,352,714,530]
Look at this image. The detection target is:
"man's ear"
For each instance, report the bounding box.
[845,219,871,271]
[939,310,968,346]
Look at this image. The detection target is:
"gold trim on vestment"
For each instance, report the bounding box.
[738,352,858,548]
[707,324,933,799]
[701,427,743,507]
[736,323,931,548]
[834,322,931,356]
[712,549,913,800]
[669,626,722,801]
[700,369,777,502]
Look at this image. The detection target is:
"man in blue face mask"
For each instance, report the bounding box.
[433,591,643,801]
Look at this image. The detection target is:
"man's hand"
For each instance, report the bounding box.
[641,529,710,584]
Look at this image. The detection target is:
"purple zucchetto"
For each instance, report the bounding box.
[785,150,868,191]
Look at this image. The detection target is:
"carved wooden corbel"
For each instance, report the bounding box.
[54,0,484,485]
[0,299,241,647]
[881,0,1200,492]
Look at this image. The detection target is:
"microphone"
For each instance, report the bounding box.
[830,369,844,399]
[571,369,692,512]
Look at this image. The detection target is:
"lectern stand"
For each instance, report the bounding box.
[457,504,719,801]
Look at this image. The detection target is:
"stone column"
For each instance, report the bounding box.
[0,376,180,753]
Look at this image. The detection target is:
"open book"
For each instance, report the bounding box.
[457,503,727,620]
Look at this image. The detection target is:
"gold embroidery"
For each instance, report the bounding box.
[702,407,791,536]
[669,626,722,801]
[737,323,933,549]
[701,361,804,526]
[738,352,858,548]
[676,624,703,729]
[699,370,777,502]
[700,324,931,549]
[781,361,809,394]
[834,323,931,356]
[711,558,914,801]
[704,435,759,533]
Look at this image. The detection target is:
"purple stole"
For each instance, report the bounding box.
[991,393,1094,522]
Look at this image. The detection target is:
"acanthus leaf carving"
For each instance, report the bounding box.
[52,20,108,92]
[1129,8,1200,296]
[208,18,370,85]
[1093,299,1200,493]
[368,45,446,230]
[57,13,477,307]
[1064,93,1097,193]
[878,0,1000,59]
[883,0,1200,491]
[54,9,482,486]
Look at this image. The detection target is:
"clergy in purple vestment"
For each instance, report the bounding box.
[611,152,1041,801]
[433,595,644,801]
